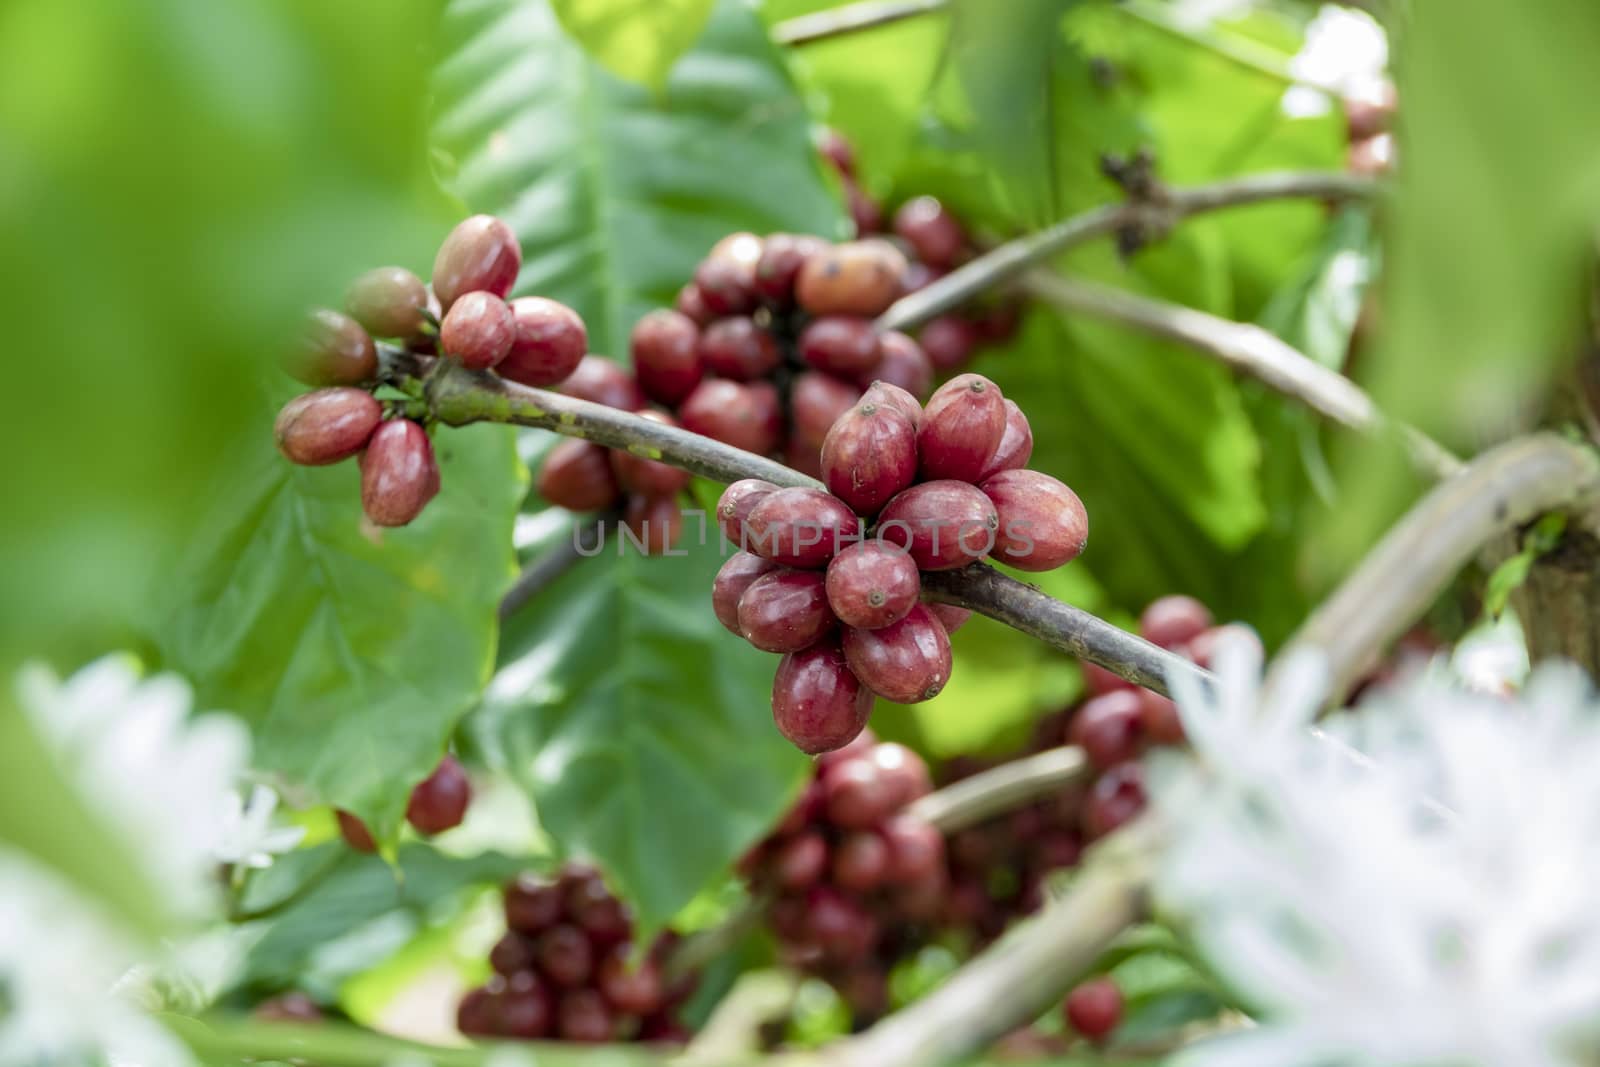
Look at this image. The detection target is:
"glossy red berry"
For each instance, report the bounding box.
[346,266,430,344]
[288,308,378,386]
[489,931,537,976]
[1068,690,1145,770]
[675,284,715,326]
[712,551,780,636]
[918,373,1006,483]
[505,874,564,934]
[868,332,934,400]
[772,830,829,890]
[842,604,952,703]
[1139,689,1185,745]
[274,388,382,466]
[631,309,703,405]
[881,814,944,883]
[867,741,932,805]
[893,196,966,269]
[754,233,828,306]
[790,372,862,452]
[832,830,891,891]
[822,758,898,828]
[796,241,906,317]
[561,355,646,411]
[772,638,873,754]
[745,487,862,569]
[928,603,973,634]
[877,480,998,571]
[737,569,837,654]
[456,986,501,1037]
[432,214,521,309]
[1139,595,1213,650]
[825,541,920,630]
[976,400,1034,480]
[537,440,622,512]
[557,989,614,1043]
[693,233,763,316]
[610,412,692,497]
[1082,761,1146,839]
[981,469,1089,572]
[406,754,471,834]
[845,180,884,237]
[798,316,882,377]
[565,871,631,945]
[859,380,923,426]
[678,379,783,455]
[1064,977,1123,1042]
[821,400,918,516]
[440,290,515,369]
[534,924,593,988]
[500,974,554,1039]
[918,315,979,371]
[597,945,664,1016]
[716,478,778,544]
[699,317,782,380]
[360,420,440,528]
[336,810,377,852]
[499,297,588,387]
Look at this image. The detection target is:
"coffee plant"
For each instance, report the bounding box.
[11,3,1600,1067]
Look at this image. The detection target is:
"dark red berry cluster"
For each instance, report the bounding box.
[457,864,692,1045]
[275,214,589,528]
[739,731,944,1023]
[334,754,472,852]
[712,373,1088,754]
[816,127,1022,374]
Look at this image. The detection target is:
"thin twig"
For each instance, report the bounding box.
[498,513,612,621]
[1023,272,1463,481]
[772,0,946,46]
[1274,433,1600,702]
[800,819,1161,1067]
[907,744,1089,833]
[878,170,1377,334]
[921,566,1208,697]
[1118,0,1338,95]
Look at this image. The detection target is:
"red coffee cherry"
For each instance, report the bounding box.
[772,638,873,754]
[805,884,878,960]
[859,380,924,427]
[274,388,382,466]
[406,754,471,834]
[928,603,973,634]
[499,297,588,387]
[499,974,555,1039]
[610,411,692,497]
[842,604,952,703]
[622,494,683,556]
[537,440,622,512]
[675,283,715,326]
[976,400,1034,481]
[845,180,884,237]
[1139,595,1213,650]
[336,810,377,852]
[745,487,862,569]
[754,233,828,306]
[631,309,703,405]
[796,241,907,317]
[505,873,563,934]
[790,372,862,452]
[881,814,944,883]
[557,989,614,1043]
[489,931,537,976]
[1068,690,1145,770]
[821,400,918,516]
[432,214,521,310]
[981,469,1089,572]
[679,379,783,455]
[825,541,920,630]
[716,478,779,544]
[360,420,441,527]
[534,924,593,988]
[1139,689,1185,745]
[798,316,882,377]
[893,196,966,269]
[823,757,898,827]
[289,308,379,386]
[597,945,664,1016]
[346,266,430,344]
[832,830,891,892]
[918,314,980,371]
[868,332,934,400]
[712,552,779,636]
[877,480,998,571]
[1063,977,1123,1042]
[440,290,515,369]
[456,986,501,1037]
[737,569,837,654]
[772,830,829,890]
[815,727,878,776]
[561,355,646,411]
[564,871,631,944]
[1081,761,1146,838]
[693,232,763,316]
[699,317,782,380]
[867,741,932,805]
[918,373,1006,483]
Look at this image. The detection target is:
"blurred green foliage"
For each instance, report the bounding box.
[552,0,717,90]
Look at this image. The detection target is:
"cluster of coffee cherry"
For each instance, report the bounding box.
[816,127,1022,373]
[457,864,693,1044]
[334,754,472,851]
[712,373,1088,753]
[275,214,589,528]
[739,731,944,1022]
